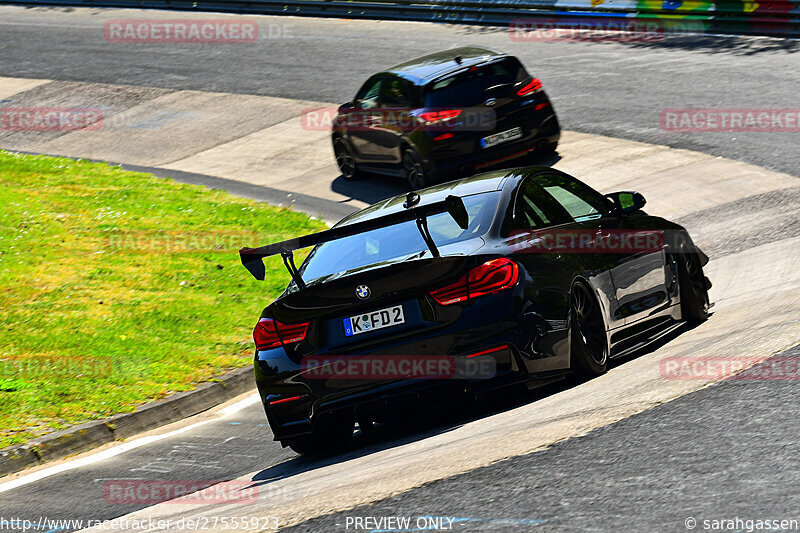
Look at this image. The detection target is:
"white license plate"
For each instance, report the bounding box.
[481,127,523,148]
[343,305,405,337]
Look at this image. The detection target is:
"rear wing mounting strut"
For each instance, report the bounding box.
[239,193,469,283]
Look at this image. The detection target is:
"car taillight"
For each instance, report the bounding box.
[419,109,462,124]
[429,258,519,306]
[253,318,309,350]
[517,78,543,96]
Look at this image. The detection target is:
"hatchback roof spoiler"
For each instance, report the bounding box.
[239,193,469,287]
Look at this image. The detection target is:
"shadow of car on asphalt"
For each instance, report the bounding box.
[246,313,699,489]
[329,151,562,208]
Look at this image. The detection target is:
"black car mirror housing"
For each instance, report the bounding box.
[607,191,646,214]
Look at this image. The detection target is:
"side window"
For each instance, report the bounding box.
[513,179,572,230]
[380,78,413,109]
[354,77,383,110]
[535,174,610,222]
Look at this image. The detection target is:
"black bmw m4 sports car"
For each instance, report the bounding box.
[240,167,711,454]
[331,46,561,189]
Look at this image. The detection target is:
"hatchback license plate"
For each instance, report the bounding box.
[344,305,405,337]
[481,127,523,148]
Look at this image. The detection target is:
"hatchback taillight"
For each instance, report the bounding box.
[429,258,520,306]
[517,78,543,96]
[418,109,462,124]
[254,318,309,350]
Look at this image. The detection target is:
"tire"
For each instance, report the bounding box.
[284,412,354,455]
[403,147,427,190]
[570,281,609,377]
[677,238,710,326]
[333,137,360,180]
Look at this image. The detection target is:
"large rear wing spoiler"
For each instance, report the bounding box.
[239,193,469,288]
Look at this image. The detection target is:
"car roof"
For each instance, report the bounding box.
[336,168,544,228]
[381,46,511,86]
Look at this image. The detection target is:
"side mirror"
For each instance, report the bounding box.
[606,191,646,214]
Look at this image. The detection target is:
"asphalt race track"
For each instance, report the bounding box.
[0,397,295,532]
[282,346,800,532]
[0,8,799,533]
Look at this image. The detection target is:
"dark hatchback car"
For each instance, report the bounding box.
[240,167,711,455]
[332,47,561,189]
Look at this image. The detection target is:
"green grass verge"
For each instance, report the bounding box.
[0,150,326,448]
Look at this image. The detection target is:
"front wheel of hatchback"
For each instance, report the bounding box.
[334,137,361,180]
[570,282,609,377]
[403,148,427,190]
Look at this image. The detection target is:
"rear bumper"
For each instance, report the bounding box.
[256,342,525,441]
[426,111,561,178]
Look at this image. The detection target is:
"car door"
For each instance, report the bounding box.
[605,206,672,326]
[505,177,579,373]
[372,77,416,163]
[535,173,669,328]
[347,76,385,160]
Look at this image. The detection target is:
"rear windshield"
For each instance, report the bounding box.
[298,192,500,285]
[424,58,528,108]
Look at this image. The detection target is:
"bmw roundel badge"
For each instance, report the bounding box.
[356,285,371,300]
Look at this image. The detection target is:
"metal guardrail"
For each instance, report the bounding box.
[2,0,798,37]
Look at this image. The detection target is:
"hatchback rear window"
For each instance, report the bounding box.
[423,59,528,108]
